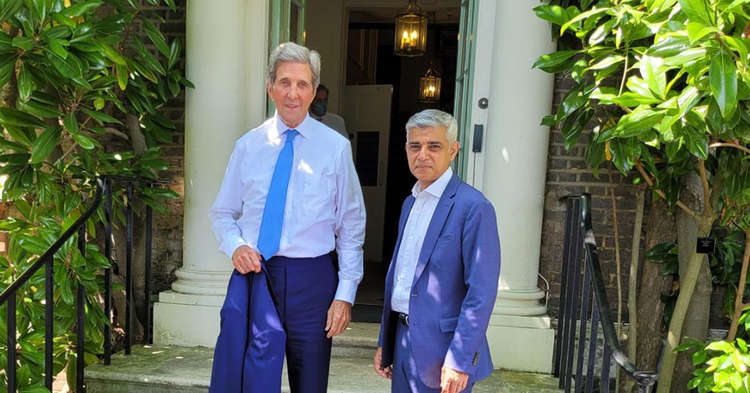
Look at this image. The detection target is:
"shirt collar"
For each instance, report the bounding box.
[411,167,453,199]
[271,110,313,140]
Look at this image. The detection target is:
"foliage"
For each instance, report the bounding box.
[0,0,188,391]
[680,308,750,393]
[533,0,750,391]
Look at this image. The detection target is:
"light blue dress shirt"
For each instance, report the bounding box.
[391,167,453,314]
[209,112,366,303]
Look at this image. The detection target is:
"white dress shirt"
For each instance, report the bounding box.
[209,112,366,303]
[314,113,348,139]
[391,167,453,314]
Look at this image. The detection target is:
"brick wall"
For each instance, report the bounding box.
[540,74,644,321]
[142,0,186,294]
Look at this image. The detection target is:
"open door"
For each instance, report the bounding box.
[343,84,393,264]
[453,0,495,189]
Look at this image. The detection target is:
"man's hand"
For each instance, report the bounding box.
[325,300,351,338]
[232,245,262,274]
[441,366,468,393]
[373,346,393,379]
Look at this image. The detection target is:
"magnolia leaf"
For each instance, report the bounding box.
[30,126,61,164]
[678,0,713,26]
[710,51,738,119]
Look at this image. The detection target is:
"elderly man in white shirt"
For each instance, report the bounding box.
[208,42,366,393]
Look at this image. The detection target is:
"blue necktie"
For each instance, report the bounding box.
[257,129,298,260]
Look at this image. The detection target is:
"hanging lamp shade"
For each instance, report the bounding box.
[394,0,427,57]
[418,65,441,103]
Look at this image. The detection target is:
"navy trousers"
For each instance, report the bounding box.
[392,322,474,393]
[209,254,337,393]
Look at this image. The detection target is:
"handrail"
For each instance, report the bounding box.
[1,175,156,392]
[555,194,658,393]
[0,178,105,304]
[579,194,658,388]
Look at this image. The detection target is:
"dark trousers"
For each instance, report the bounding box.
[392,322,474,393]
[209,254,337,393]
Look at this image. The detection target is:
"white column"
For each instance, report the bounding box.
[153,0,268,347]
[482,0,557,373]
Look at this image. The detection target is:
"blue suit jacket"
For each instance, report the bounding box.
[378,174,501,389]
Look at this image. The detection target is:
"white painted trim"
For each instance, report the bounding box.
[463,0,496,191]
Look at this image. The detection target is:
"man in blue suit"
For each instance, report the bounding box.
[373,110,501,393]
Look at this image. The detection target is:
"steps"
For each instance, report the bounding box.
[85,323,561,393]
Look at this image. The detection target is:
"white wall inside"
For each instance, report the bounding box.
[305,0,346,113]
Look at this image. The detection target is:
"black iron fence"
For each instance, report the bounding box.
[554,194,658,393]
[0,175,158,392]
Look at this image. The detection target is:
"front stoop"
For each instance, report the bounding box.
[86,323,561,393]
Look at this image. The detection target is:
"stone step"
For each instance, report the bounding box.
[85,323,562,393]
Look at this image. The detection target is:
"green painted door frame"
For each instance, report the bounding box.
[453,0,479,180]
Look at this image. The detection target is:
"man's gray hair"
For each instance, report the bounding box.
[267,42,321,89]
[405,109,458,144]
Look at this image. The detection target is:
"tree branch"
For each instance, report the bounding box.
[635,160,699,219]
[709,142,750,155]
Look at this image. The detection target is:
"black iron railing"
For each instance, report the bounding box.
[553,194,658,393]
[0,175,159,392]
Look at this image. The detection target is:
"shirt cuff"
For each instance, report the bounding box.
[334,278,359,304]
[219,235,248,258]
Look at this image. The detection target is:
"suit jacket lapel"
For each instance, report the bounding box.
[412,175,459,286]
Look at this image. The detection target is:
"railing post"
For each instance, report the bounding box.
[45,255,54,390]
[126,183,133,355]
[104,176,112,365]
[554,197,576,377]
[145,201,153,344]
[562,197,584,393]
[77,226,86,392]
[7,291,16,392]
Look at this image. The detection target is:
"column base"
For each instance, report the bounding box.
[487,314,555,373]
[153,290,224,347]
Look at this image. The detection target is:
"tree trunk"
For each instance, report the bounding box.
[670,174,712,393]
[619,195,676,393]
[656,172,714,393]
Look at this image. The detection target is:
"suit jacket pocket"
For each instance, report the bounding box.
[439,316,459,333]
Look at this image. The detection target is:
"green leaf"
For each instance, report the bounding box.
[46,37,69,59]
[662,47,708,67]
[71,132,95,149]
[60,0,102,17]
[95,40,127,66]
[11,36,33,51]
[81,108,122,125]
[533,5,568,26]
[94,97,105,110]
[686,22,717,42]
[678,0,713,25]
[63,112,78,134]
[589,20,614,46]
[533,50,579,73]
[0,0,23,23]
[707,341,735,354]
[30,126,61,164]
[17,99,62,118]
[588,55,625,70]
[560,7,608,34]
[0,108,46,128]
[0,53,16,89]
[116,63,128,90]
[143,19,169,57]
[45,49,80,78]
[611,107,665,139]
[168,38,180,69]
[17,63,33,102]
[640,55,667,99]
[710,51,738,119]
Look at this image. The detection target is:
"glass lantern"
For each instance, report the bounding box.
[394,0,427,57]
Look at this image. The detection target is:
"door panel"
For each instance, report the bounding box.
[343,84,393,263]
